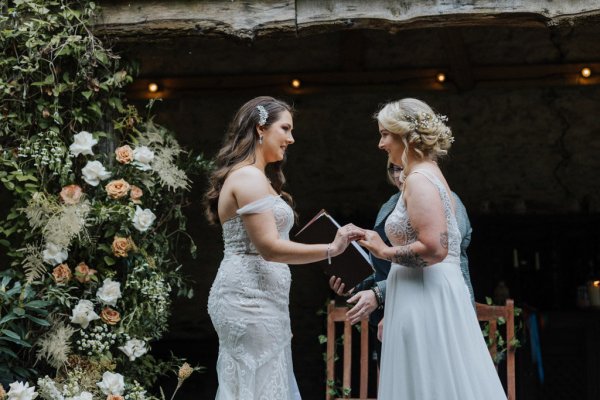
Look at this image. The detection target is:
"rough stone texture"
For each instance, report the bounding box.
[100,6,600,397]
[142,81,600,398]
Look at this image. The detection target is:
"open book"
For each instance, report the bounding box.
[295,209,374,289]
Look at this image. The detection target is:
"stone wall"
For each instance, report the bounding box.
[138,79,600,397]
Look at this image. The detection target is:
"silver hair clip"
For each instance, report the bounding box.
[256,105,269,126]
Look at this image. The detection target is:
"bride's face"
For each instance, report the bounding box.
[258,110,294,163]
[378,123,404,167]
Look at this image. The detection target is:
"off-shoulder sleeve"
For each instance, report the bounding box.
[236,195,278,215]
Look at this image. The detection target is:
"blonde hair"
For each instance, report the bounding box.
[376,98,453,171]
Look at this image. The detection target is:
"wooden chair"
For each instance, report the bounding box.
[325,299,516,400]
[325,300,374,400]
[476,299,516,400]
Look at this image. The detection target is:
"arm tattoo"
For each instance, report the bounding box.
[440,232,449,249]
[391,247,428,268]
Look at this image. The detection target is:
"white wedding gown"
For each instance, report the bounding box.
[207,195,302,400]
[378,170,507,400]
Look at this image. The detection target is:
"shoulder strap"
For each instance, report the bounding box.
[236,195,278,215]
[407,170,457,219]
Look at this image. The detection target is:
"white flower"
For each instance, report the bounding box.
[131,206,156,232]
[7,381,38,400]
[96,278,122,307]
[132,146,154,171]
[36,376,64,400]
[69,131,98,157]
[66,392,93,400]
[96,372,125,395]
[42,242,68,265]
[70,299,100,329]
[81,161,111,186]
[118,338,148,361]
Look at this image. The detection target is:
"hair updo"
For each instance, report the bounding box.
[375,98,453,168]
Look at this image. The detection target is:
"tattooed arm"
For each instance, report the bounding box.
[359,172,449,268]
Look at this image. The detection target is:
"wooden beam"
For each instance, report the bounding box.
[126,62,600,99]
[94,1,297,40]
[95,0,600,40]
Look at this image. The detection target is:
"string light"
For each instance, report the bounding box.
[581,67,592,78]
[148,82,159,92]
[436,72,446,83]
[290,78,301,89]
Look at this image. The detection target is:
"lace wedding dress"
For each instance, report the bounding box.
[207,195,302,400]
[378,170,506,400]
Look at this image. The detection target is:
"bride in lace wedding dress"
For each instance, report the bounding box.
[357,98,507,400]
[204,96,363,400]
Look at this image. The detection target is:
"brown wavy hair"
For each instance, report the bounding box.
[204,96,295,225]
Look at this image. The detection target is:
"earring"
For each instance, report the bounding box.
[259,136,263,144]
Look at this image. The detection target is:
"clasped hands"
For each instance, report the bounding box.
[333,223,388,259]
[330,224,389,326]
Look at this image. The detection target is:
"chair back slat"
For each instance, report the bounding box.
[475,299,516,400]
[326,301,374,400]
[327,299,516,400]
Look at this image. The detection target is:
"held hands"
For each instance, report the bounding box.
[357,230,388,260]
[330,224,365,256]
[346,290,378,325]
[377,318,384,342]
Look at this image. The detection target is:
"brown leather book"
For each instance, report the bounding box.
[295,209,374,289]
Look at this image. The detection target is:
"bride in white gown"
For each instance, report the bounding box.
[204,96,363,400]
[357,98,507,400]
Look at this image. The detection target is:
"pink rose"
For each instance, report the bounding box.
[105,179,130,200]
[129,185,143,204]
[75,262,97,283]
[115,145,134,164]
[52,263,72,284]
[60,184,83,205]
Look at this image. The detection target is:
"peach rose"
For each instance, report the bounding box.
[115,145,134,164]
[129,185,143,204]
[100,307,121,325]
[52,263,72,284]
[112,236,135,258]
[107,396,124,400]
[74,262,97,283]
[59,184,83,205]
[105,179,130,199]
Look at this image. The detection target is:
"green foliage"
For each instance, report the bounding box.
[0,269,52,383]
[482,297,523,365]
[0,0,209,393]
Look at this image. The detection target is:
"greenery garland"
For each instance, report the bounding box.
[0,0,209,397]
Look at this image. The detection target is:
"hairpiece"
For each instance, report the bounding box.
[404,112,448,132]
[256,105,269,126]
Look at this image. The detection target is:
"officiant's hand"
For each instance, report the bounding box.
[329,276,354,297]
[357,230,388,260]
[346,290,377,324]
[331,224,365,256]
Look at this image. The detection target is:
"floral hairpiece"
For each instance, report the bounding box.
[256,105,269,126]
[404,112,448,132]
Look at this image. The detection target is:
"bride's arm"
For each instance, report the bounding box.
[231,168,363,265]
[359,174,449,268]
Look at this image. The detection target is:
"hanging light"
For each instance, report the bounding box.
[581,67,592,78]
[148,82,159,92]
[290,78,301,89]
[436,72,446,83]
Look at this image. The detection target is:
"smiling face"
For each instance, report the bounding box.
[378,123,405,167]
[258,110,294,163]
